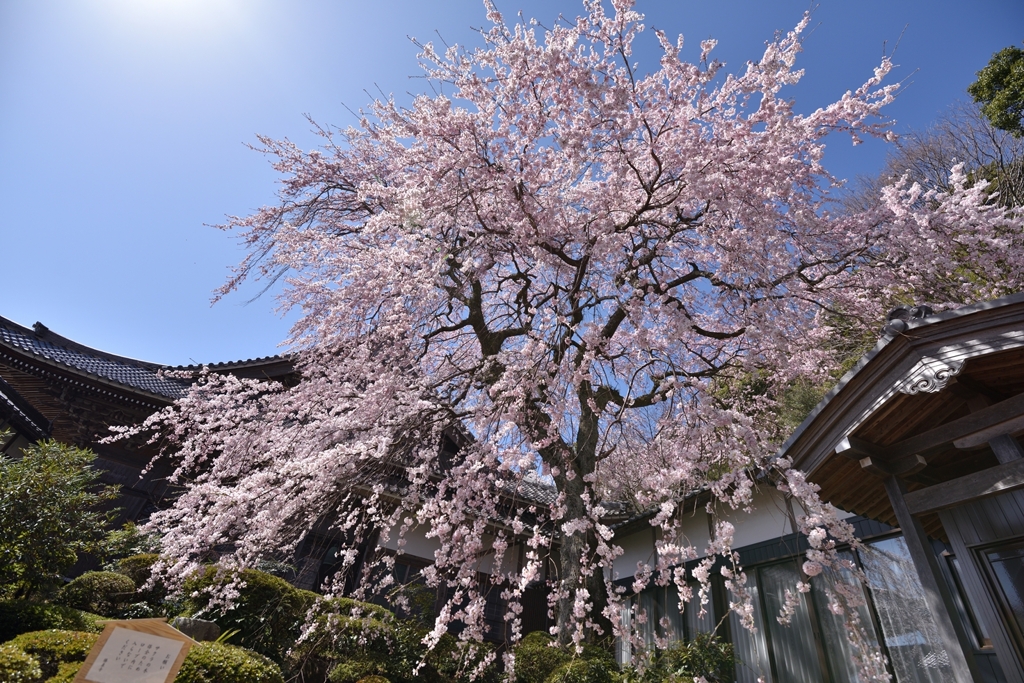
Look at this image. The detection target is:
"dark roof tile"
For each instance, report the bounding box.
[0,317,189,400]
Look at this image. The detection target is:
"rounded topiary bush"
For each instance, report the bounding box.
[512,632,570,683]
[47,661,83,683]
[115,553,160,586]
[544,659,617,683]
[115,553,165,603]
[182,567,318,663]
[288,599,395,683]
[0,601,103,641]
[55,571,136,617]
[0,642,42,683]
[10,630,98,680]
[174,642,284,683]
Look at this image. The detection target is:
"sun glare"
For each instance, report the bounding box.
[92,0,250,38]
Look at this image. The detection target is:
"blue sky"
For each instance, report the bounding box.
[1,0,1021,365]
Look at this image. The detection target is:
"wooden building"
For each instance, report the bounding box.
[779,293,1024,682]
[4,296,1024,678]
[0,315,291,523]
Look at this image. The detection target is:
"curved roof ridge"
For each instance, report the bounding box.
[0,315,189,400]
[777,290,1024,461]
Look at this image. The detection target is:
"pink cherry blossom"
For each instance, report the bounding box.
[112,2,1021,680]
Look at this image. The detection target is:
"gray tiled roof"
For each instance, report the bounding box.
[0,317,190,400]
[500,471,558,506]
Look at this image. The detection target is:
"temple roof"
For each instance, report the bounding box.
[777,291,1024,540]
[0,315,289,403]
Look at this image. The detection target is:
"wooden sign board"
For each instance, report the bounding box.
[73,618,196,683]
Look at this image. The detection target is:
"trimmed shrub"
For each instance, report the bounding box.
[291,600,495,683]
[174,642,284,683]
[115,553,163,602]
[545,658,617,683]
[513,632,616,683]
[654,633,734,683]
[47,661,82,683]
[0,642,42,683]
[182,567,318,663]
[0,601,103,642]
[330,658,388,683]
[55,571,136,617]
[512,632,570,683]
[288,600,396,683]
[10,630,98,680]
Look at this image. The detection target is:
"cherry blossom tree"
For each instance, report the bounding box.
[119,1,1022,678]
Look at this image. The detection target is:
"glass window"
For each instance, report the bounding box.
[858,536,953,682]
[809,551,880,683]
[947,555,990,649]
[980,541,1024,660]
[729,571,774,683]
[635,584,686,648]
[759,561,828,683]
[682,582,715,640]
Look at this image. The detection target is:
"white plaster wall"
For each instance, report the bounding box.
[611,526,657,580]
[716,487,795,549]
[475,538,524,575]
[383,525,441,561]
[789,498,856,524]
[671,507,712,557]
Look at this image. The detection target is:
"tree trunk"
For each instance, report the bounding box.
[553,406,613,647]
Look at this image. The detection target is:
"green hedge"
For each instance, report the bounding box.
[114,554,164,602]
[513,632,570,683]
[0,642,42,683]
[55,571,136,617]
[174,642,284,683]
[652,633,733,683]
[512,632,616,683]
[290,599,495,683]
[47,661,82,683]
[545,658,617,683]
[9,630,98,681]
[181,567,318,663]
[0,601,103,642]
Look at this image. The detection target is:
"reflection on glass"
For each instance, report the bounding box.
[616,600,633,667]
[983,543,1024,655]
[859,536,953,682]
[948,555,988,648]
[760,561,824,683]
[618,582,714,666]
[683,582,716,639]
[638,585,686,647]
[810,551,879,683]
[729,572,774,683]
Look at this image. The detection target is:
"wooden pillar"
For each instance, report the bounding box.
[988,434,1024,464]
[883,476,981,683]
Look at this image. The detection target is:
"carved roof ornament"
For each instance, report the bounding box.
[899,358,965,395]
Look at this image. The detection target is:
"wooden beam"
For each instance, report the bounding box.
[903,459,1024,515]
[859,453,927,477]
[883,477,981,682]
[953,413,1024,449]
[858,456,890,476]
[836,435,886,460]
[988,434,1024,464]
[886,390,1024,459]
